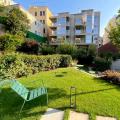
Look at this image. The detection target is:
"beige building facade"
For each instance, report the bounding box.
[29,6,53,37]
[0,1,44,37]
[17,5,44,36]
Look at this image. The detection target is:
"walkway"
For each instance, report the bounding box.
[40,108,64,120]
[40,108,117,120]
[96,116,117,120]
[69,111,89,120]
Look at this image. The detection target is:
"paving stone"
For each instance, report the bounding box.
[96,116,117,120]
[40,108,64,120]
[69,111,89,120]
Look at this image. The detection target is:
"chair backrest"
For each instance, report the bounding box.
[11,80,29,101]
[28,87,47,101]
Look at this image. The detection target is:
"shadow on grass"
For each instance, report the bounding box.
[0,87,68,120]
[75,87,116,96]
[55,71,67,77]
[55,74,64,77]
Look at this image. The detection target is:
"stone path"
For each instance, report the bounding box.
[40,108,117,120]
[40,108,64,120]
[96,116,117,120]
[69,111,89,120]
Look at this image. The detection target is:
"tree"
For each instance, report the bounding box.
[87,44,97,57]
[0,33,24,51]
[5,7,29,36]
[108,9,120,49]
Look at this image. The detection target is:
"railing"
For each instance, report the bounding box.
[75,30,85,35]
[51,31,57,36]
[74,39,85,44]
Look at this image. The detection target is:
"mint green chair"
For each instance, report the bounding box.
[0,79,48,116]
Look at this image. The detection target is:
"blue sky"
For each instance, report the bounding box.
[14,0,120,36]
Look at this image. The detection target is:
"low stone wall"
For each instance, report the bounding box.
[111,59,120,71]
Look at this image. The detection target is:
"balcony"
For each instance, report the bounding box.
[74,38,85,45]
[75,21,84,29]
[50,23,57,29]
[50,31,57,38]
[50,40,65,45]
[75,30,85,37]
[50,16,57,22]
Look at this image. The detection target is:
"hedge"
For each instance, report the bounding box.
[93,57,111,72]
[0,53,72,79]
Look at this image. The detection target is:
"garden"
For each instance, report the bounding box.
[1,68,120,120]
[1,5,120,120]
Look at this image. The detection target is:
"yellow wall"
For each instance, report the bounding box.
[28,6,53,37]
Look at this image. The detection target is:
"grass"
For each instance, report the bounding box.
[1,67,120,120]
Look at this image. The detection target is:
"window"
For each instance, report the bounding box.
[57,17,66,25]
[35,21,37,25]
[43,20,45,24]
[40,11,42,16]
[43,28,45,34]
[40,20,42,23]
[57,26,66,35]
[86,35,92,44]
[43,11,45,16]
[86,15,92,33]
[35,12,37,16]
[75,18,82,24]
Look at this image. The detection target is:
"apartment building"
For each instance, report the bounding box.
[29,6,53,38]
[17,5,44,36]
[49,9,100,46]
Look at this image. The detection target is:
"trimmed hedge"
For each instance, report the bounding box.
[0,53,72,79]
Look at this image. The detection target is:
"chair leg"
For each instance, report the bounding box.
[19,100,26,118]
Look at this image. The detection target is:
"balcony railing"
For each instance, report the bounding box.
[75,30,85,35]
[74,39,85,45]
[75,21,84,29]
[50,23,57,29]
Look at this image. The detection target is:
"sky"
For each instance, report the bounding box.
[14,0,120,36]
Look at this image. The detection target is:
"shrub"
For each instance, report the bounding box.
[73,48,88,64]
[100,70,120,84]
[0,34,24,51]
[56,44,77,55]
[0,53,72,79]
[41,45,55,55]
[19,40,39,54]
[93,57,111,72]
[88,44,97,57]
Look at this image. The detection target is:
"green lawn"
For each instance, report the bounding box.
[1,67,120,120]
